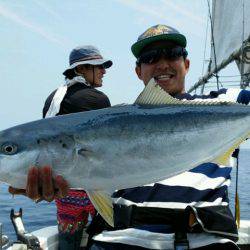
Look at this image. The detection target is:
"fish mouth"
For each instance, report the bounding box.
[0,150,40,188]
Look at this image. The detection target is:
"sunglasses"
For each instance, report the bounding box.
[84,64,106,70]
[137,47,188,65]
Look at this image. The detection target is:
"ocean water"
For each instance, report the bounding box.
[0,149,249,240]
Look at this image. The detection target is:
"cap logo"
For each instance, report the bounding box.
[139,25,172,41]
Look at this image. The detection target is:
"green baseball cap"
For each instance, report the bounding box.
[131,24,187,58]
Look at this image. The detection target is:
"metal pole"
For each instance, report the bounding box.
[188,50,238,93]
[188,36,250,93]
[0,223,2,250]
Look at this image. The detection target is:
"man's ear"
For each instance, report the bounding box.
[135,65,142,80]
[184,58,190,73]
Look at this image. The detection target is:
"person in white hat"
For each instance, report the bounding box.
[43,45,112,118]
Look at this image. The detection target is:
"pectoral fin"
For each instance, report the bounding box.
[87,190,114,227]
[212,133,249,165]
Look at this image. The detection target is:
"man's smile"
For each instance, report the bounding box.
[154,73,175,83]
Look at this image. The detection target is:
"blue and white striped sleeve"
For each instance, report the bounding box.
[216,88,250,104]
[236,89,250,105]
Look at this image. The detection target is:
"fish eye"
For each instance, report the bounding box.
[1,143,18,155]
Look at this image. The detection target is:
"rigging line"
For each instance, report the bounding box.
[219,75,243,78]
[207,0,220,90]
[240,0,246,89]
[200,85,240,89]
[211,73,223,88]
[200,5,210,94]
[215,72,250,78]
[208,80,243,83]
[234,0,245,229]
[231,149,240,227]
[219,80,238,83]
[205,80,243,86]
[218,76,223,88]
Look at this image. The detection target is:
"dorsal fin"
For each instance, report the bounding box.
[134,78,235,106]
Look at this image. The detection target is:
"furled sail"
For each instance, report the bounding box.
[189,0,250,93]
[210,0,250,72]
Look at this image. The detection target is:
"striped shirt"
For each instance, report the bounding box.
[92,88,250,249]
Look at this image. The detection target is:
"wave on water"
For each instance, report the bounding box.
[0,184,56,240]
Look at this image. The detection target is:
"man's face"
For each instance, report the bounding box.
[135,41,190,95]
[76,65,106,87]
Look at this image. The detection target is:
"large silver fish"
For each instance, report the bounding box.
[0,80,249,225]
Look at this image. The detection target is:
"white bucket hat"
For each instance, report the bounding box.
[63,45,112,77]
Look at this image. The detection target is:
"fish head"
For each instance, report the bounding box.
[0,120,76,188]
[0,125,40,187]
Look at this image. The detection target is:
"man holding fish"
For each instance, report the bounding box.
[5,24,250,249]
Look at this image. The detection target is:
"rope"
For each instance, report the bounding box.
[200,7,210,94]
[233,0,246,229]
[240,0,246,89]
[207,0,220,90]
[232,148,240,228]
[208,80,243,83]
[219,74,248,78]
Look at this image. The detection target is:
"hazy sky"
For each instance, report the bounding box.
[0,0,248,149]
[0,0,209,128]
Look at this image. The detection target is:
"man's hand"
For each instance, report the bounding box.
[9,166,69,202]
